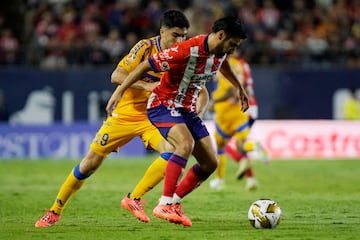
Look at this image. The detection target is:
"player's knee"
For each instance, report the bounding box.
[175,138,194,157]
[209,158,218,172]
[157,140,175,153]
[199,157,218,173]
[176,145,193,157]
[79,161,96,175]
[80,151,104,175]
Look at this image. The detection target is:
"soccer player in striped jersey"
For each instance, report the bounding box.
[106,16,249,226]
[209,48,268,191]
[35,10,196,227]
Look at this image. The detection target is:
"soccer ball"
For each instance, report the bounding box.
[248,199,281,229]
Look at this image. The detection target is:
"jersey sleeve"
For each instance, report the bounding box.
[148,44,187,72]
[118,39,152,73]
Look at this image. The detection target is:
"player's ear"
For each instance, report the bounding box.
[217,30,225,40]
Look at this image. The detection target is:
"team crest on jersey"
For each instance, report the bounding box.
[160,61,170,71]
[159,49,173,61]
[127,53,136,62]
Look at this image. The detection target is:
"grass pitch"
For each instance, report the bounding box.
[0,156,359,240]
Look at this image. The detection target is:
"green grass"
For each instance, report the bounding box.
[0,156,359,240]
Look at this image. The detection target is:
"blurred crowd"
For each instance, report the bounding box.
[0,0,360,69]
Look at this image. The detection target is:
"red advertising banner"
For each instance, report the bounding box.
[205,120,360,160]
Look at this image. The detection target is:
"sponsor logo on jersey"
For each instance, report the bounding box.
[190,72,217,81]
[126,53,136,62]
[158,49,174,61]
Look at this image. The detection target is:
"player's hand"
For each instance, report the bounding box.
[105,87,123,116]
[236,87,249,112]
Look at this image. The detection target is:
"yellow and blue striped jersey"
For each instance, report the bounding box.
[112,36,162,121]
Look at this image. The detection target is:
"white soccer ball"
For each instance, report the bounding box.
[248,199,281,229]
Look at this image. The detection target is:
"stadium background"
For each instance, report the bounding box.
[0,0,359,159]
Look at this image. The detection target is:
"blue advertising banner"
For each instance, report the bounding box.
[0,122,146,159]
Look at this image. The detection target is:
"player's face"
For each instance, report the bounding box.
[160,27,188,49]
[214,37,243,58]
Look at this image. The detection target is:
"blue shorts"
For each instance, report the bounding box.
[147,104,209,140]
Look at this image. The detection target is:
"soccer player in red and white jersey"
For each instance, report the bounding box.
[35,10,192,227]
[106,16,249,226]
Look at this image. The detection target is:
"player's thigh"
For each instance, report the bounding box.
[167,123,194,157]
[139,122,173,153]
[148,105,194,155]
[233,127,250,143]
[90,118,137,156]
[192,135,218,171]
[215,110,246,137]
[147,105,191,143]
[214,130,229,150]
[233,114,251,143]
[214,117,239,150]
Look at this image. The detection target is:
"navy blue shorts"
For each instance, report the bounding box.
[147,104,209,140]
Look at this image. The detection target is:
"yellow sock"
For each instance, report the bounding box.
[216,153,227,179]
[50,169,86,215]
[242,141,255,152]
[130,156,167,199]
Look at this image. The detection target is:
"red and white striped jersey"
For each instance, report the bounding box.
[147,34,226,112]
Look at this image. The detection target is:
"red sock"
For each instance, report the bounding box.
[224,144,243,162]
[175,164,211,198]
[245,168,254,178]
[163,154,187,197]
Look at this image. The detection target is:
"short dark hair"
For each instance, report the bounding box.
[212,16,247,39]
[160,10,190,29]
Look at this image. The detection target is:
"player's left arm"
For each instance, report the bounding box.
[111,65,158,92]
[242,61,258,120]
[219,59,249,111]
[197,85,209,119]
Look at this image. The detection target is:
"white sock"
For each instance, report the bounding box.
[158,196,173,205]
[172,193,182,204]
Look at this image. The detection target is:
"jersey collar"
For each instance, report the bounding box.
[156,35,162,51]
[204,34,210,53]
